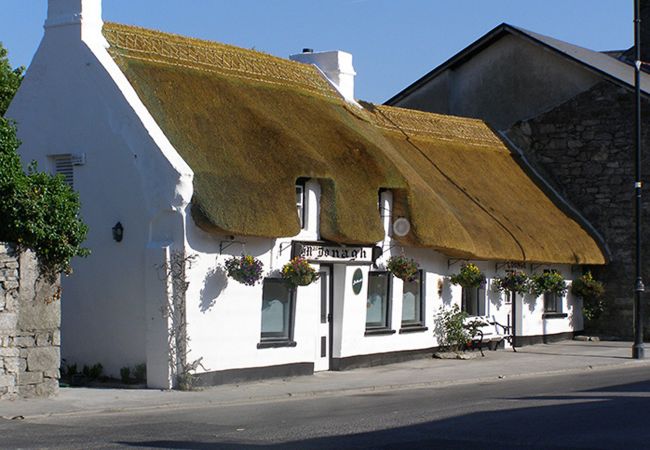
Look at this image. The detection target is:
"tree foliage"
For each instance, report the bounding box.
[0,42,24,117]
[0,43,89,281]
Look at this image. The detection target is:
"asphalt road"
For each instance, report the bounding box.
[2,365,650,449]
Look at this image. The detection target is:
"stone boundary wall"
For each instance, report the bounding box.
[0,243,60,399]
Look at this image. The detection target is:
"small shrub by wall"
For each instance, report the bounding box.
[0,242,60,399]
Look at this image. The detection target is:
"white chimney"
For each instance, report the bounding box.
[290,49,357,103]
[45,0,104,43]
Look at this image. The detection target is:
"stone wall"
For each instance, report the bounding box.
[507,80,650,338]
[0,243,61,399]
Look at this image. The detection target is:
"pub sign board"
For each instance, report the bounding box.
[292,241,378,265]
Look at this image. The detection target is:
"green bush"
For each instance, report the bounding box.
[64,363,78,378]
[133,363,147,383]
[0,118,89,280]
[120,367,131,384]
[82,363,103,380]
[435,304,470,352]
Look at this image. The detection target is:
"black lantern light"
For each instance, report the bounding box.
[112,222,124,242]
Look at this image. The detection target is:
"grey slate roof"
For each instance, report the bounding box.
[386,23,650,105]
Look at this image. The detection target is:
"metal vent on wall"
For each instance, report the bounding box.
[51,153,85,189]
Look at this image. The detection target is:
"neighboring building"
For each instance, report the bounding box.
[8,0,604,388]
[387,13,650,338]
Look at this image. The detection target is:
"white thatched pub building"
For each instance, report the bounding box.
[8,0,606,388]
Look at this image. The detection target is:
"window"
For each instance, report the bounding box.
[259,278,295,346]
[544,292,561,313]
[461,285,486,317]
[401,270,424,327]
[296,178,307,229]
[366,272,391,330]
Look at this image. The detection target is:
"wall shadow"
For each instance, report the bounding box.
[199,265,228,312]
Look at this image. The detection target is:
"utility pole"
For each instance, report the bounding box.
[633,0,645,359]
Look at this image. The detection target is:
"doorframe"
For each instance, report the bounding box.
[320,263,334,369]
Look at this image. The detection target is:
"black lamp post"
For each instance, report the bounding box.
[633,0,645,359]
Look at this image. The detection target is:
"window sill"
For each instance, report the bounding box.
[257,340,297,349]
[542,313,568,319]
[399,326,428,334]
[364,328,396,336]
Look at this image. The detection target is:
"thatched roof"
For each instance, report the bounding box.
[103,23,605,265]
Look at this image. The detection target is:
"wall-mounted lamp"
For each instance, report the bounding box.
[112,222,124,242]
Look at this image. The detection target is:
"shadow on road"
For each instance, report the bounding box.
[117,379,650,449]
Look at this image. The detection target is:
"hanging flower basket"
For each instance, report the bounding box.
[492,270,530,295]
[386,255,419,282]
[529,270,567,297]
[571,271,605,300]
[282,256,319,287]
[450,263,486,289]
[571,271,605,321]
[224,255,264,286]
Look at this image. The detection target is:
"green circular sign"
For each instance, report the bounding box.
[352,268,363,295]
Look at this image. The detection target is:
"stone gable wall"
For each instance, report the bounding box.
[507,80,650,338]
[0,243,60,399]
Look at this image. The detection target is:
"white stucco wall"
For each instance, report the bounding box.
[181,183,581,376]
[7,3,192,386]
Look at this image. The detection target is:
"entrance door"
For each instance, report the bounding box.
[314,265,332,371]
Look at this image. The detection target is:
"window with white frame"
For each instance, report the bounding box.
[366,272,391,330]
[259,278,295,345]
[401,270,424,327]
[296,178,307,229]
[461,285,487,317]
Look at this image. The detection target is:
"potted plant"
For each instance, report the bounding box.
[492,270,530,295]
[450,263,486,288]
[282,256,319,286]
[224,254,264,286]
[529,270,567,297]
[571,271,605,321]
[386,255,419,282]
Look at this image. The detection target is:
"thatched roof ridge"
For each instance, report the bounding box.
[102,23,606,265]
[102,22,339,101]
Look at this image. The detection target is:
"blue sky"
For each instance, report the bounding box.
[0,1,633,103]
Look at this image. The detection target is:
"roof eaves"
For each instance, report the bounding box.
[505,25,650,96]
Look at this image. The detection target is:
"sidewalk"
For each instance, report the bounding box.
[1,340,649,419]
